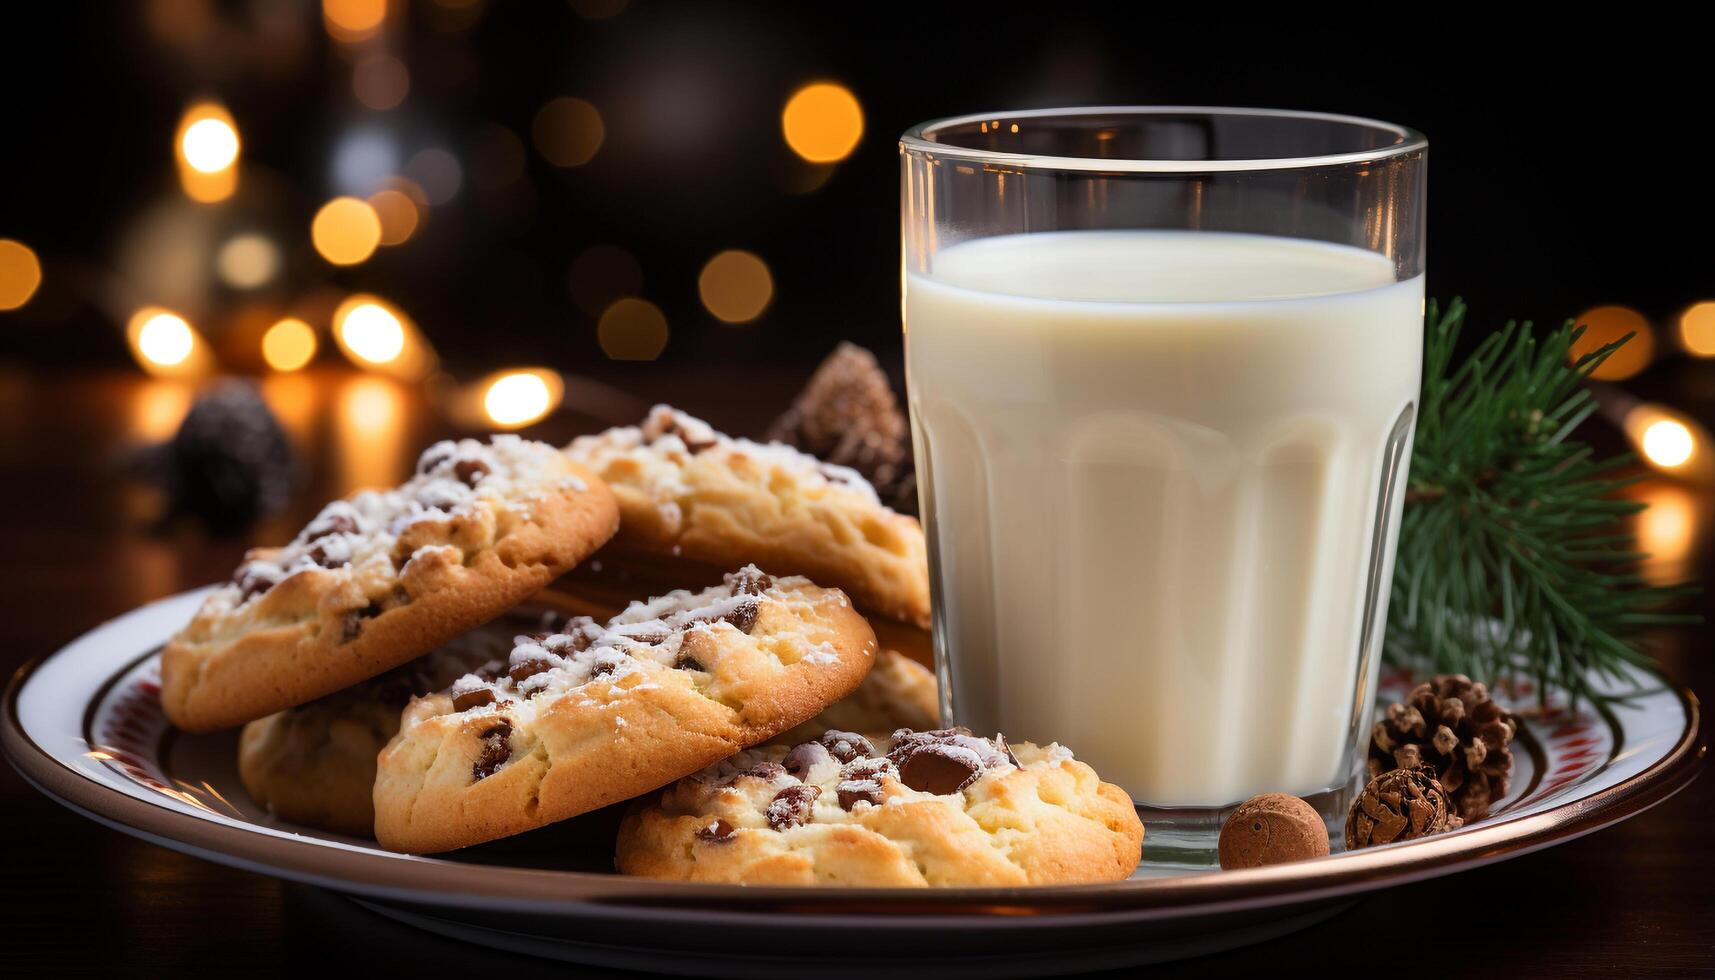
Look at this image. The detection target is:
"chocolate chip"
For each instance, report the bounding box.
[722,600,759,635]
[730,567,772,596]
[740,761,788,782]
[838,782,884,810]
[303,510,358,542]
[452,688,497,712]
[673,651,706,672]
[696,819,737,843]
[417,443,455,475]
[767,784,820,830]
[233,564,280,601]
[306,540,349,569]
[508,658,553,683]
[454,459,490,486]
[471,721,512,781]
[782,741,831,778]
[819,730,875,764]
[588,651,628,678]
[897,747,982,795]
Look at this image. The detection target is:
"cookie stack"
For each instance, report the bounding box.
[159,408,1144,888]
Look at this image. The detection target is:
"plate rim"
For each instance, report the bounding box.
[3,589,1705,923]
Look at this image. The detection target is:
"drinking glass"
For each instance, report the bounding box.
[900,108,1427,859]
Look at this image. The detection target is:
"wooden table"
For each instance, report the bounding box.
[2,368,1709,977]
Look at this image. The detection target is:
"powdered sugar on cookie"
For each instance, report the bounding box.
[220,436,586,612]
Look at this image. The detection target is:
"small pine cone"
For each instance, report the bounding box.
[1345,765,1462,849]
[767,342,917,514]
[1369,674,1516,821]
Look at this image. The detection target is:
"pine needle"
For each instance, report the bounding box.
[1385,299,1698,705]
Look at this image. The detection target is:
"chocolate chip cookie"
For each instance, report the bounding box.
[616,728,1144,886]
[235,606,587,836]
[565,406,931,628]
[372,566,877,853]
[162,436,619,733]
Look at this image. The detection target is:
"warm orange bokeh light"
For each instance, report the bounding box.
[0,239,43,311]
[367,187,421,245]
[324,0,387,43]
[531,97,604,168]
[331,294,437,380]
[781,82,864,163]
[481,369,563,428]
[125,307,213,378]
[698,250,774,324]
[175,102,240,202]
[1569,305,1654,380]
[597,298,669,360]
[312,197,383,266]
[1678,301,1715,357]
[261,318,318,372]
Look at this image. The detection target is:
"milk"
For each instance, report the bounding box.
[905,231,1422,805]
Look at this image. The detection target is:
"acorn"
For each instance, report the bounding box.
[1218,793,1331,869]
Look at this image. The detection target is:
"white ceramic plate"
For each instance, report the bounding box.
[4,587,1703,977]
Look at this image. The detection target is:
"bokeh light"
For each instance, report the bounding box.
[126,307,211,377]
[332,128,400,195]
[138,314,194,366]
[598,298,668,360]
[1570,305,1654,380]
[323,0,387,43]
[182,118,239,173]
[1634,483,1697,586]
[339,302,404,363]
[405,147,462,205]
[331,294,437,380]
[353,53,410,110]
[261,318,318,372]
[1678,301,1715,357]
[531,97,604,168]
[781,82,864,163]
[568,244,642,317]
[481,369,563,428]
[367,184,422,245]
[216,234,280,289]
[0,239,43,311]
[1623,403,1710,481]
[311,196,383,265]
[175,103,240,202]
[1642,419,1695,469]
[698,249,774,323]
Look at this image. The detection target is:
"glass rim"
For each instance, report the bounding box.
[899,105,1427,173]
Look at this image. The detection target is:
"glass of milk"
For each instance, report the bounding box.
[901,108,1426,858]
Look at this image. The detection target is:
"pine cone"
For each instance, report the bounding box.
[160,381,294,533]
[767,343,917,514]
[1369,674,1516,821]
[1345,765,1462,849]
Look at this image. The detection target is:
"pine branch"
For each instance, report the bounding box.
[1384,299,1698,705]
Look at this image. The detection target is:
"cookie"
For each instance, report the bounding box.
[616,728,1143,886]
[775,649,938,746]
[565,405,931,628]
[373,566,878,853]
[236,606,587,836]
[162,435,619,733]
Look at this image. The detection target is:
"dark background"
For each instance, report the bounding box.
[4,4,1714,377]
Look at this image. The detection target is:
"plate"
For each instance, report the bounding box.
[4,587,1704,977]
